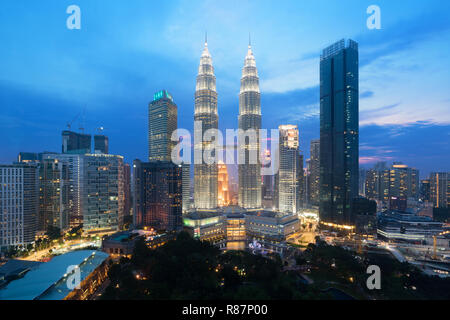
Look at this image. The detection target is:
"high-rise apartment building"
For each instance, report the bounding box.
[38,159,70,231]
[148,90,177,162]
[41,153,85,228]
[365,162,419,206]
[134,160,182,231]
[389,163,419,201]
[429,172,449,208]
[238,42,261,209]
[319,39,359,226]
[82,154,124,234]
[0,164,39,250]
[194,40,218,209]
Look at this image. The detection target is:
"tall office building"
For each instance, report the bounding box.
[83,154,124,234]
[0,164,39,250]
[194,39,218,209]
[429,172,449,208]
[94,134,109,154]
[134,160,182,231]
[182,163,191,213]
[38,159,70,231]
[278,125,302,214]
[218,161,230,207]
[122,163,132,227]
[309,139,320,206]
[62,130,91,154]
[238,41,261,209]
[319,39,359,226]
[148,90,177,162]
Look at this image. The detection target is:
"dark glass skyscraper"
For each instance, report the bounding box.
[62,130,91,154]
[319,39,359,226]
[122,163,132,227]
[133,160,182,232]
[94,134,109,154]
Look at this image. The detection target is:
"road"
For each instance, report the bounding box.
[17,239,101,262]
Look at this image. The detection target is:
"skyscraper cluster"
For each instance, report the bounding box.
[2,34,449,255]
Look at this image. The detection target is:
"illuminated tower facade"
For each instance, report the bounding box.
[218,161,230,207]
[278,125,302,214]
[194,39,218,209]
[238,41,261,209]
[148,90,177,162]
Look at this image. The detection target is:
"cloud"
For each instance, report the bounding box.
[360,121,450,175]
[360,91,374,99]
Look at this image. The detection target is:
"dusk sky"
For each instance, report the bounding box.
[1,0,449,178]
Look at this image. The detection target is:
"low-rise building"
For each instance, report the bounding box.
[183,211,227,249]
[377,210,444,242]
[101,231,141,259]
[183,208,300,254]
[246,210,300,254]
[0,250,109,300]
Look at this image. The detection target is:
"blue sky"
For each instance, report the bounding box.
[0,0,449,178]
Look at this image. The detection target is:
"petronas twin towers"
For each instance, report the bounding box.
[194,38,261,210]
[194,40,219,209]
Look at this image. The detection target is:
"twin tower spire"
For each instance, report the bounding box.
[194,36,262,210]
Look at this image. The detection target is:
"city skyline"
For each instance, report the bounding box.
[1,1,450,179]
[0,1,449,303]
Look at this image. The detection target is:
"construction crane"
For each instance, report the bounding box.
[66,111,82,130]
[433,230,450,260]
